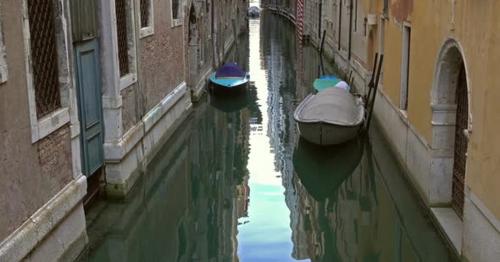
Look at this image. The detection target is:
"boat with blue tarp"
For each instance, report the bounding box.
[209,63,250,91]
[313,75,350,92]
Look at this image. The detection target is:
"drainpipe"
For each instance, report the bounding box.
[318,2,322,40]
[211,0,217,67]
[348,0,353,60]
[338,0,342,51]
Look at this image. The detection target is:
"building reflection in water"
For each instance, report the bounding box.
[256,11,453,262]
[81,32,253,262]
[81,12,454,262]
[236,15,295,260]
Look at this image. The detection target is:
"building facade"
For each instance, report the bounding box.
[99,0,192,197]
[0,0,247,260]
[286,0,500,260]
[376,1,500,260]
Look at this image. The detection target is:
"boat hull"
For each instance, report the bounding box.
[209,72,249,91]
[296,121,362,146]
[294,88,365,146]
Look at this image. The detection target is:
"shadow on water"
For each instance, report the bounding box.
[293,138,364,202]
[79,12,458,262]
[208,84,260,114]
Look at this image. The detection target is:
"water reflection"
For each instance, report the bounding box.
[235,15,299,261]
[293,138,364,202]
[81,12,455,262]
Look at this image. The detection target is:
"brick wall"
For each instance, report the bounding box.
[37,125,73,188]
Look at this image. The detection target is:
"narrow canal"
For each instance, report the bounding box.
[79,13,456,262]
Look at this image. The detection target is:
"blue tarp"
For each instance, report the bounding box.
[215,63,246,78]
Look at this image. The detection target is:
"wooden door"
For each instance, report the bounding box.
[75,40,104,176]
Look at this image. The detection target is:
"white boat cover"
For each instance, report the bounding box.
[294,88,364,126]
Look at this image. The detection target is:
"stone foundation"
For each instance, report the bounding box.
[104,83,193,197]
[0,177,87,261]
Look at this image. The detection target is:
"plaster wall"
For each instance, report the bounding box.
[349,0,369,68]
[0,0,74,242]
[121,83,141,132]
[450,0,500,221]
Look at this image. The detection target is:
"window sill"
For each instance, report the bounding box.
[0,66,7,84]
[171,19,183,28]
[399,109,408,118]
[119,73,137,91]
[31,107,70,143]
[139,27,154,39]
[431,207,463,254]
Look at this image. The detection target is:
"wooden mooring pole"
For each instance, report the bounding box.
[365,53,384,131]
[318,30,326,77]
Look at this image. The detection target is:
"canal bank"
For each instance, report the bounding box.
[79,13,457,261]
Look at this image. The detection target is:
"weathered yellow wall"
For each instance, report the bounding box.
[406,0,443,142]
[383,0,500,218]
[454,0,500,219]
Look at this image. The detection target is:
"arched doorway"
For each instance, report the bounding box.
[187,4,200,87]
[431,40,470,218]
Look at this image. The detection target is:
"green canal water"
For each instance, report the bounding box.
[79,14,456,262]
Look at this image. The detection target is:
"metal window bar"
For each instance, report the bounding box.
[452,65,468,219]
[115,0,130,76]
[383,0,389,16]
[27,0,61,118]
[140,0,150,28]
[172,0,179,19]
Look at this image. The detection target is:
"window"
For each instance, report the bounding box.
[23,0,72,142]
[139,0,154,37]
[171,0,184,27]
[27,0,61,118]
[383,0,389,17]
[115,0,130,76]
[115,0,137,89]
[0,17,7,84]
[400,24,411,111]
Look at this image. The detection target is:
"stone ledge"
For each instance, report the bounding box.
[191,67,213,102]
[104,82,188,161]
[0,176,87,261]
[431,207,463,254]
[105,92,192,197]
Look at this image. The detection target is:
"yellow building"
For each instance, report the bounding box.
[302,0,500,260]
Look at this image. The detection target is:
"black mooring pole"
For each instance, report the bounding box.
[320,30,326,55]
[319,30,326,76]
[366,53,379,108]
[366,55,384,130]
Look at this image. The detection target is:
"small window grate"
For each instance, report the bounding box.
[172,0,180,19]
[27,0,61,118]
[115,0,130,76]
[140,0,150,28]
[452,64,468,219]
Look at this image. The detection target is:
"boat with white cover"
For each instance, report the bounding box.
[293,87,365,146]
